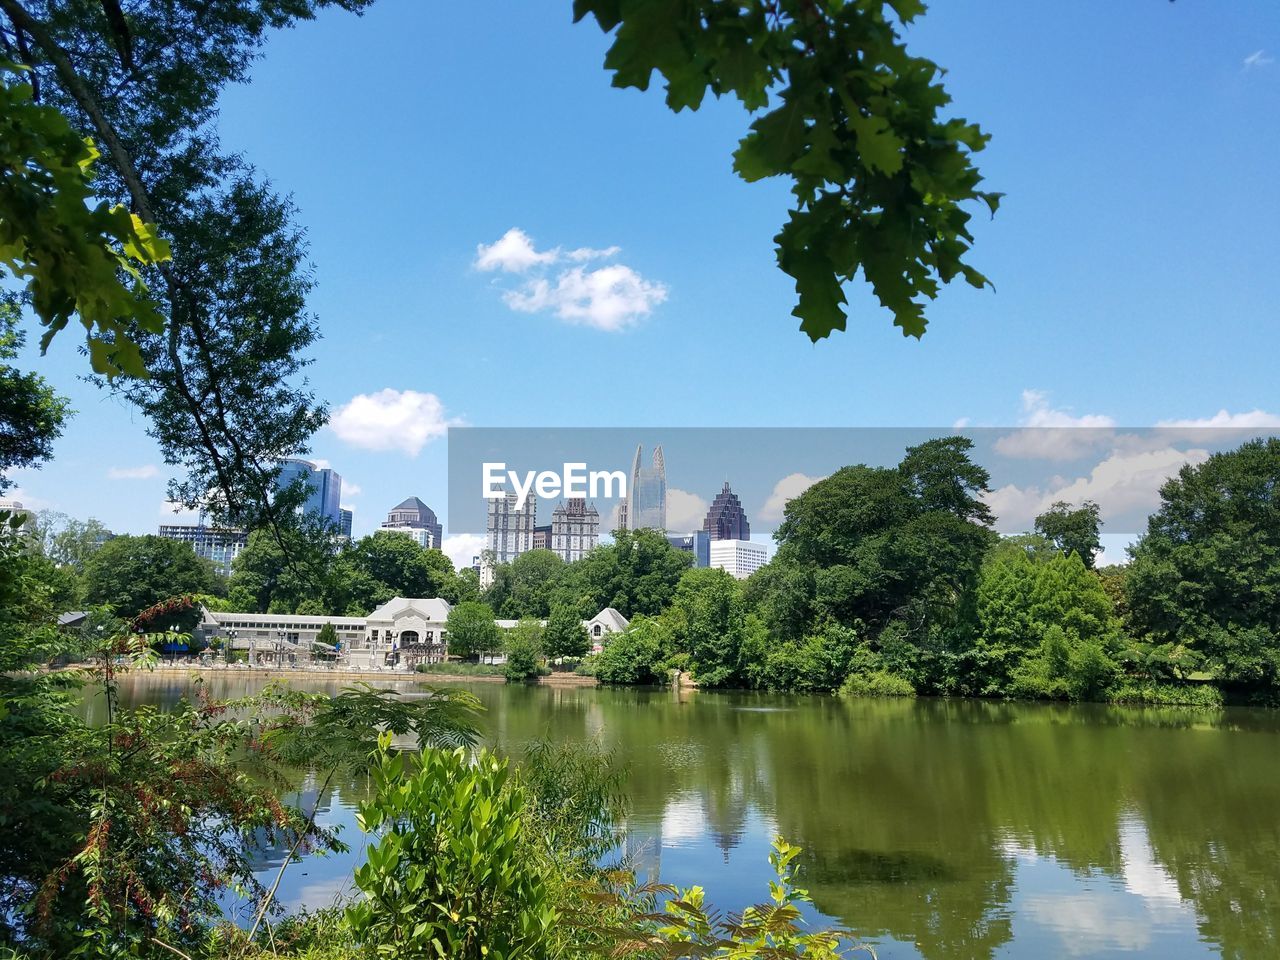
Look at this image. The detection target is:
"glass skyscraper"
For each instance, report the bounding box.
[275,458,343,528]
[624,445,666,531]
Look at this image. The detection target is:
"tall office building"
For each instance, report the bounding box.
[484,492,537,569]
[703,482,750,541]
[381,497,442,550]
[275,459,342,527]
[532,525,552,551]
[667,531,710,568]
[158,523,248,577]
[550,498,600,563]
[709,539,768,580]
[621,445,666,531]
[339,508,353,540]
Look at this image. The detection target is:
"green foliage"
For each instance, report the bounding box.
[762,622,861,693]
[543,603,591,662]
[0,65,168,378]
[663,567,760,688]
[594,615,669,686]
[503,617,545,682]
[416,660,506,677]
[840,668,916,698]
[576,0,999,341]
[0,304,70,493]
[1035,500,1102,568]
[446,600,502,661]
[1107,681,1224,708]
[348,743,557,960]
[566,528,692,619]
[335,530,461,614]
[80,533,220,625]
[485,548,567,619]
[1127,438,1280,695]
[520,738,628,868]
[595,838,866,958]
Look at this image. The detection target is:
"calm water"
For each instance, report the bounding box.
[97,674,1280,960]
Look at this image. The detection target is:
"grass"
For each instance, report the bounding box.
[415,661,506,677]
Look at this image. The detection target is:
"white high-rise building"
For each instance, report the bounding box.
[482,492,537,585]
[709,539,768,580]
[550,498,600,563]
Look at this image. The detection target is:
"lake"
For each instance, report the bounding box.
[101,672,1280,960]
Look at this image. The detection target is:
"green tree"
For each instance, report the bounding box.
[1035,500,1102,568]
[568,528,692,619]
[544,603,590,663]
[80,534,218,624]
[228,525,334,614]
[1127,438,1280,695]
[32,510,111,571]
[593,615,669,686]
[485,548,567,619]
[503,617,545,682]
[336,530,460,614]
[446,601,501,661]
[0,303,70,492]
[663,566,756,688]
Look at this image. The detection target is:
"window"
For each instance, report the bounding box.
[593,625,602,637]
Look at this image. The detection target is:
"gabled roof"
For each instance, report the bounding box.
[365,596,453,623]
[586,607,629,631]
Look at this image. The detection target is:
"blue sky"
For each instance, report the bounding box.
[12,0,1280,566]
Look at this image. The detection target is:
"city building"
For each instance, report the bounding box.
[158,523,248,577]
[483,491,537,584]
[621,444,666,531]
[381,497,442,551]
[667,530,710,568]
[550,498,600,562]
[532,525,552,551]
[703,481,750,541]
[339,508,353,540]
[709,539,768,579]
[275,458,343,527]
[384,527,433,549]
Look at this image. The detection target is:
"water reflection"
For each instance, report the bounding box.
[105,675,1280,960]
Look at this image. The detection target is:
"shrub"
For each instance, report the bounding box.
[839,670,916,698]
[1107,682,1224,708]
[348,743,556,959]
[593,617,668,685]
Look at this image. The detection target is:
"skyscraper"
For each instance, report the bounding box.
[157,523,248,577]
[550,498,600,562]
[703,482,750,541]
[622,445,666,531]
[381,497,442,550]
[275,459,343,528]
[483,492,537,584]
[339,508,353,540]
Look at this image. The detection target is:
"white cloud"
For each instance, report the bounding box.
[665,488,709,534]
[475,228,667,331]
[5,486,53,511]
[759,472,826,522]
[342,482,363,497]
[107,464,159,480]
[474,228,558,273]
[1155,408,1280,430]
[441,533,485,572]
[566,245,621,262]
[993,390,1117,460]
[984,446,1209,532]
[504,264,667,332]
[329,389,458,457]
[159,500,200,524]
[1244,50,1274,69]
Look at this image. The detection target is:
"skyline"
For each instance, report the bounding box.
[7,0,1278,570]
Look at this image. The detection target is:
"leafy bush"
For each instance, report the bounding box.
[416,661,506,676]
[593,616,668,685]
[348,743,556,960]
[1107,682,1224,708]
[839,669,916,698]
[503,618,545,682]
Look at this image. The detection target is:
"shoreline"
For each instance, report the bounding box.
[128,664,600,687]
